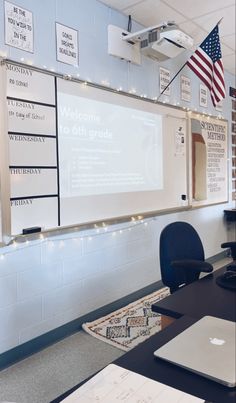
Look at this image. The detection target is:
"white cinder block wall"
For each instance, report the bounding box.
[0,206,232,355]
[0,219,158,354]
[0,0,235,355]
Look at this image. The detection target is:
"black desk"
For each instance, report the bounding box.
[224,209,236,222]
[51,267,236,403]
[51,316,236,403]
[152,266,236,322]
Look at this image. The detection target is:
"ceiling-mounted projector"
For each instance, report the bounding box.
[123,22,194,61]
[140,26,194,61]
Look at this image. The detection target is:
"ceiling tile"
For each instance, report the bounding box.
[222,53,236,75]
[125,0,187,27]
[99,0,145,11]
[222,34,235,51]
[178,21,207,45]
[221,43,235,57]
[163,0,235,19]
[194,5,235,37]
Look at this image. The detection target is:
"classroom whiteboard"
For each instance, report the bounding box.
[0,62,188,237]
[57,78,188,226]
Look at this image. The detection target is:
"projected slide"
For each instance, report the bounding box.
[57,92,163,197]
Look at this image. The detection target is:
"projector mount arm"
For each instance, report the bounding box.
[122,21,177,44]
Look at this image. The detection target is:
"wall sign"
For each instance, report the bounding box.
[4,1,34,52]
[159,67,170,97]
[56,22,78,66]
[175,126,185,156]
[215,100,223,112]
[191,114,228,206]
[180,75,191,102]
[229,86,236,98]
[199,84,208,108]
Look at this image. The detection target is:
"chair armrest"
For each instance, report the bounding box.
[171,259,213,273]
[221,242,236,249]
[221,242,236,260]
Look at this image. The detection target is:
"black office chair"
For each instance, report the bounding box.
[160,221,213,293]
[221,242,236,271]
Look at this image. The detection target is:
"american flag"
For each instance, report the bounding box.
[187,24,225,107]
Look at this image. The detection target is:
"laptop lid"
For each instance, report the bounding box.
[154,316,236,387]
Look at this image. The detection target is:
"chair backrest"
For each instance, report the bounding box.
[160,221,205,292]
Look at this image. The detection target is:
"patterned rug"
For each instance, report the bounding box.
[82,287,170,351]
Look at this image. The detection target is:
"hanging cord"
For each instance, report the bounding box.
[127,15,132,32]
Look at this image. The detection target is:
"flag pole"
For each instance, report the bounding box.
[156,62,187,101]
[156,18,224,102]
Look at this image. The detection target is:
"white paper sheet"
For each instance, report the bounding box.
[61,364,205,402]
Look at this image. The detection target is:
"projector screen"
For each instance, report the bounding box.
[57,78,187,226]
[58,94,163,196]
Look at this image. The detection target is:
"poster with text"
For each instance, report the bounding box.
[215,100,223,112]
[180,75,191,102]
[4,1,33,52]
[175,126,185,156]
[191,114,228,206]
[159,67,170,97]
[56,22,78,66]
[199,84,208,108]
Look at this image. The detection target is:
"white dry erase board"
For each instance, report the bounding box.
[0,61,227,240]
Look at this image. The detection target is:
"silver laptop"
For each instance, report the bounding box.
[154,316,236,387]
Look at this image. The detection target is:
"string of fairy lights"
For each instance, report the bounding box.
[0,53,225,119]
[0,216,153,260]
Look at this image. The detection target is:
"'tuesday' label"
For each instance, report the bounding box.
[7,99,56,135]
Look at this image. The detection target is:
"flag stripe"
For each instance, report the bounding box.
[215,60,225,90]
[189,53,213,83]
[196,49,213,73]
[213,70,224,97]
[211,87,220,106]
[213,66,225,98]
[187,60,212,90]
[213,74,224,100]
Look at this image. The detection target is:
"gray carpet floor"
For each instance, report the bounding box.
[0,331,124,403]
[0,257,230,403]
